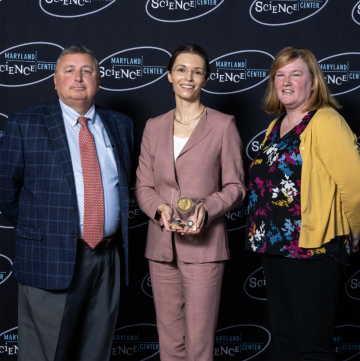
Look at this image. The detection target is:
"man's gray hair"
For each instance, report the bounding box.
[55,44,100,74]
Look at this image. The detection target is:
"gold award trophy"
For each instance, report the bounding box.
[170,190,199,231]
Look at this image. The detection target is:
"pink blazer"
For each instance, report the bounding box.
[134,108,246,263]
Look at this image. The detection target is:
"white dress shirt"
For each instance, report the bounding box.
[60,99,120,238]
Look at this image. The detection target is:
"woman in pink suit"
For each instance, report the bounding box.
[134,44,246,361]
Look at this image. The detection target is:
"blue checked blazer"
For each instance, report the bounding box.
[0,99,133,289]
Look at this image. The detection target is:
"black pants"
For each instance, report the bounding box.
[261,254,345,361]
[18,241,120,361]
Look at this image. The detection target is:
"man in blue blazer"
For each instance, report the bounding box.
[0,45,133,360]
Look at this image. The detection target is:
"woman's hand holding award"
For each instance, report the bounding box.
[170,190,202,234]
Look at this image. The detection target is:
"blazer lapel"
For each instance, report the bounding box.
[97,108,130,247]
[44,100,77,202]
[97,108,124,182]
[177,109,212,159]
[159,109,179,187]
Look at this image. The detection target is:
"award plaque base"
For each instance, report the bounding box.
[170,190,200,231]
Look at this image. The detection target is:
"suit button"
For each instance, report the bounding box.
[73,206,76,211]
[72,233,76,238]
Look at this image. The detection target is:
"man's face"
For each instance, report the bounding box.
[54,53,101,112]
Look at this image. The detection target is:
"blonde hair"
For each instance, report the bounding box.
[263,47,341,114]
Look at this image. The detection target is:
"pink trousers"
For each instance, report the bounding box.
[149,251,225,361]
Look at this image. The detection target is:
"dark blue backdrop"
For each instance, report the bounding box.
[1,1,360,360]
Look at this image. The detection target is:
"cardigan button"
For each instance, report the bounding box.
[301,147,305,150]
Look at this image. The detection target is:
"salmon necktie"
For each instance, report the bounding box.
[78,116,104,249]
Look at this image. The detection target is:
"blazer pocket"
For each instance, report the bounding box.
[15,225,43,241]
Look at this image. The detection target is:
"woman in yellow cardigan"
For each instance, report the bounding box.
[246,47,360,360]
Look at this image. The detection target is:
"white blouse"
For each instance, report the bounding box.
[173,135,189,161]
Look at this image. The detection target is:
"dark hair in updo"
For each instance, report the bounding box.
[168,44,211,79]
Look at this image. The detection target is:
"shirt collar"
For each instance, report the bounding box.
[59,99,96,128]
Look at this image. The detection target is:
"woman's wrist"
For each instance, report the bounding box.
[197,200,207,212]
[157,204,166,215]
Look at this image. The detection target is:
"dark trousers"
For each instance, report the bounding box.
[261,254,345,361]
[18,241,120,361]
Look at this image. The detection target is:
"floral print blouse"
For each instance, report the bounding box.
[245,111,350,265]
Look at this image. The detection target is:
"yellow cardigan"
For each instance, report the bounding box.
[262,107,360,248]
